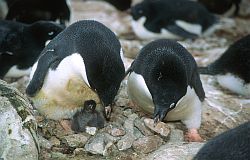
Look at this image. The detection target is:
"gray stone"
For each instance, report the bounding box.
[61,133,90,148]
[51,152,67,160]
[144,118,171,139]
[117,113,139,151]
[168,129,184,142]
[84,133,119,156]
[49,136,61,147]
[38,135,52,150]
[0,80,39,160]
[132,135,163,154]
[147,142,204,160]
[134,118,153,136]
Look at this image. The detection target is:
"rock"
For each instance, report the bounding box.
[107,124,126,137]
[51,152,67,160]
[117,113,140,151]
[147,142,204,160]
[85,127,98,135]
[0,80,39,160]
[134,118,153,136]
[168,129,184,143]
[38,135,52,150]
[61,133,90,148]
[132,135,163,154]
[73,148,85,156]
[144,118,171,139]
[49,136,61,147]
[84,133,119,156]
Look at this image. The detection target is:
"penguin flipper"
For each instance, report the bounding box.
[164,24,198,39]
[191,71,205,101]
[26,50,60,97]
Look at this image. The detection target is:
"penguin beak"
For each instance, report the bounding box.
[104,104,112,120]
[153,103,175,125]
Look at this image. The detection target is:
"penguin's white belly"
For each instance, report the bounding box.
[5,65,31,78]
[217,73,250,97]
[131,17,202,40]
[30,53,100,120]
[127,72,202,128]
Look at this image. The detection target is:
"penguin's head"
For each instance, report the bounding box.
[83,100,96,113]
[145,54,188,123]
[131,0,151,20]
[28,21,65,42]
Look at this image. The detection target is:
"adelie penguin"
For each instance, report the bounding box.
[71,100,105,133]
[130,0,218,40]
[127,39,205,141]
[199,35,250,97]
[26,20,125,123]
[198,0,242,17]
[0,20,64,79]
[193,121,250,160]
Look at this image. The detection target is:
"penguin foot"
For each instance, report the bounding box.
[104,106,112,120]
[185,128,203,142]
[60,119,74,133]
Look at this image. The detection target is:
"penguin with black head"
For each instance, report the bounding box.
[0,20,64,79]
[198,0,242,17]
[71,100,105,133]
[193,121,250,160]
[199,35,250,97]
[26,20,125,123]
[127,39,205,141]
[130,0,218,40]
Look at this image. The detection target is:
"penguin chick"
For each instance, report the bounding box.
[71,100,105,133]
[26,20,125,120]
[127,39,205,142]
[130,0,218,40]
[0,20,64,79]
[199,35,250,97]
[198,0,242,17]
[193,121,250,160]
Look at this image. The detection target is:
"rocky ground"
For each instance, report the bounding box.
[1,0,250,160]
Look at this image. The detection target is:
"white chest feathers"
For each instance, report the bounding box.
[131,16,202,40]
[29,53,100,120]
[127,72,202,129]
[217,73,250,97]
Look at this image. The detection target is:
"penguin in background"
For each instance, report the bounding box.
[0,20,65,79]
[6,0,71,25]
[193,121,250,160]
[127,39,205,141]
[26,20,125,122]
[198,0,242,17]
[199,35,250,97]
[130,0,218,40]
[71,100,105,133]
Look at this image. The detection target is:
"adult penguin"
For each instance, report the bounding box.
[127,39,205,141]
[26,20,125,122]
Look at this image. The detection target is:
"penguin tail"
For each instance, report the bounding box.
[26,50,60,97]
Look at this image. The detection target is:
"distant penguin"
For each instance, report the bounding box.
[127,39,205,141]
[198,35,250,97]
[26,20,125,121]
[130,0,218,40]
[198,0,242,16]
[6,0,71,25]
[193,121,250,160]
[71,100,105,133]
[0,20,64,79]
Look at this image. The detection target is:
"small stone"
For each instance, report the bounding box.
[132,135,163,154]
[50,152,67,160]
[73,148,85,155]
[49,136,61,147]
[38,135,52,149]
[144,118,171,138]
[134,118,153,136]
[168,129,184,142]
[109,127,126,137]
[117,134,136,151]
[61,133,90,148]
[85,126,97,135]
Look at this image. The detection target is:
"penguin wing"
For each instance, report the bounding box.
[26,49,61,96]
[164,23,198,39]
[190,71,205,101]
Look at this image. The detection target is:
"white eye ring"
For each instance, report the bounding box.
[170,103,175,109]
[48,31,54,36]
